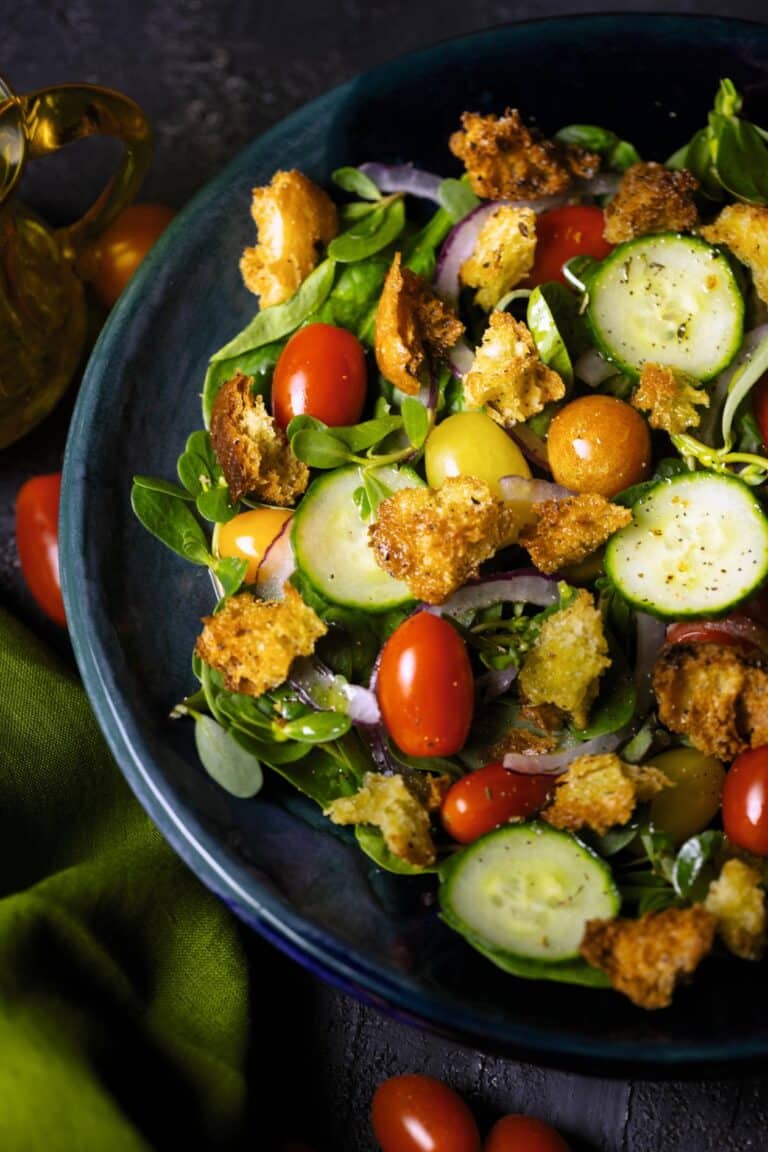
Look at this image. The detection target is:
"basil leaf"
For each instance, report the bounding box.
[194,715,263,798]
[401,395,429,448]
[332,166,382,201]
[437,177,480,222]
[716,117,768,204]
[279,711,352,743]
[673,830,725,901]
[213,556,248,596]
[131,483,212,566]
[327,198,406,263]
[211,258,336,362]
[555,124,641,171]
[132,475,194,501]
[290,428,351,469]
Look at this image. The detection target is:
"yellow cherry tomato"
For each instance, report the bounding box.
[647,747,726,846]
[547,395,651,497]
[217,508,292,582]
[425,411,531,495]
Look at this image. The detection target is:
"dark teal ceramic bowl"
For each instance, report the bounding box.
[62,15,768,1072]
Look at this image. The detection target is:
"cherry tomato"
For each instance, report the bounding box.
[666,614,768,655]
[15,473,66,627]
[484,1114,571,1152]
[441,763,553,844]
[647,747,725,846]
[547,395,651,497]
[216,507,292,583]
[372,1074,481,1152]
[425,411,530,496]
[723,745,768,855]
[526,205,612,287]
[376,612,474,757]
[88,203,175,307]
[752,374,768,452]
[272,322,367,430]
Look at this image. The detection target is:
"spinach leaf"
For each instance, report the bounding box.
[310,256,389,339]
[437,177,480,222]
[266,736,367,807]
[672,830,724,901]
[332,166,382,201]
[527,283,588,388]
[131,483,212,566]
[194,715,263,798]
[327,198,406,263]
[555,124,641,171]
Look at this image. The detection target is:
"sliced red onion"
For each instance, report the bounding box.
[448,336,475,380]
[666,614,768,656]
[499,475,573,505]
[359,162,442,203]
[574,347,618,387]
[475,664,519,704]
[508,424,551,473]
[579,172,621,197]
[256,520,295,600]
[634,613,668,716]
[429,570,559,617]
[435,202,500,302]
[502,728,626,775]
[290,656,381,725]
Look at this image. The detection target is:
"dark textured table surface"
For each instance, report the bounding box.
[4,3,768,1149]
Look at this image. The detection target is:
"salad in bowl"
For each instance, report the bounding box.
[132,79,768,1011]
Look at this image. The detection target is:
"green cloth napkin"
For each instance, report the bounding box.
[0,607,249,1151]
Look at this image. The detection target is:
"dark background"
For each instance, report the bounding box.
[3,2,768,1149]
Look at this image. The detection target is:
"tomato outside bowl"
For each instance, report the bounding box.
[61,14,768,1074]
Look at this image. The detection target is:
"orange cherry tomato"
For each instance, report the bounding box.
[272,322,367,430]
[441,763,553,844]
[15,473,66,627]
[547,395,651,497]
[723,746,768,855]
[376,612,474,758]
[372,1074,481,1152]
[216,507,292,583]
[526,205,612,287]
[484,1114,571,1152]
[88,203,175,307]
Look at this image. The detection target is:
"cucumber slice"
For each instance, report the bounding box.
[439,822,619,964]
[605,470,768,619]
[291,464,423,611]
[587,233,744,380]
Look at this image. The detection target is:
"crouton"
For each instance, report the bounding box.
[518,589,610,728]
[700,202,768,306]
[464,311,566,426]
[519,494,632,575]
[652,642,768,761]
[449,109,599,200]
[580,906,716,1009]
[368,475,518,604]
[705,858,766,961]
[460,206,537,310]
[374,253,464,394]
[631,362,710,434]
[488,728,558,758]
[603,162,699,244]
[324,771,446,867]
[542,753,670,836]
[195,585,327,698]
[240,169,338,308]
[209,373,308,504]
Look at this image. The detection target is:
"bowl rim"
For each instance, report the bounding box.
[62,11,768,1072]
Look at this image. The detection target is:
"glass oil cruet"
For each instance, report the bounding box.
[0,75,151,449]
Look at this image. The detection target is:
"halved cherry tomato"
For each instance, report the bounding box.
[723,745,768,855]
[752,374,768,452]
[216,507,292,583]
[372,1074,481,1152]
[526,205,612,287]
[666,614,768,655]
[484,1114,571,1152]
[376,612,474,757]
[441,762,553,844]
[88,203,175,308]
[272,322,367,430]
[15,473,66,627]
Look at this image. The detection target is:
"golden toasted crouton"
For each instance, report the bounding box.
[374,253,464,394]
[519,494,632,575]
[603,162,699,244]
[518,590,610,728]
[464,312,566,426]
[705,858,766,960]
[542,753,671,836]
[195,585,327,698]
[652,642,768,761]
[700,202,768,306]
[460,206,537,310]
[488,729,558,758]
[210,373,308,505]
[239,169,337,308]
[580,906,716,1009]
[631,362,710,434]
[368,476,518,604]
[324,772,440,867]
[449,109,599,200]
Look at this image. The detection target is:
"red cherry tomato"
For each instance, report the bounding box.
[752,374,768,452]
[376,612,474,758]
[441,763,553,844]
[723,745,768,855]
[372,1074,481,1152]
[272,322,367,430]
[666,615,768,654]
[15,473,66,627]
[88,203,175,307]
[526,205,612,287]
[484,1115,571,1152]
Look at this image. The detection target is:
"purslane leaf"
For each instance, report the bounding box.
[194,715,264,798]
[327,198,406,263]
[332,166,382,201]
